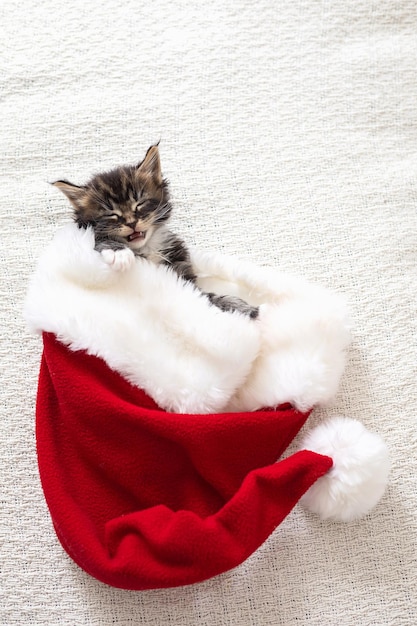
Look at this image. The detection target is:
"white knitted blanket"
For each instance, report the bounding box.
[1,0,416,624]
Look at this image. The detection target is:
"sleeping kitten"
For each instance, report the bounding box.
[53,145,259,319]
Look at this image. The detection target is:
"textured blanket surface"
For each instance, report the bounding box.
[1,0,417,624]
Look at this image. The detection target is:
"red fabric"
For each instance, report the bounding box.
[36,332,333,590]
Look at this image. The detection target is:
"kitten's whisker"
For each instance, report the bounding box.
[155,202,172,222]
[152,249,172,264]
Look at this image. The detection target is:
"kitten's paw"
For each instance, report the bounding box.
[101,248,135,271]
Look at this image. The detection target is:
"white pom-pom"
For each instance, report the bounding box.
[299,417,390,522]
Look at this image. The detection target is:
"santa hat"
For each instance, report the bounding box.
[26,225,389,590]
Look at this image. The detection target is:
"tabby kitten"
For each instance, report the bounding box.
[53,145,259,319]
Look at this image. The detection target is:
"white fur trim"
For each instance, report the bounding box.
[299,417,390,522]
[24,225,259,414]
[24,223,351,413]
[193,249,351,412]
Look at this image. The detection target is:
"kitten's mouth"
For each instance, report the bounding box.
[127,231,146,242]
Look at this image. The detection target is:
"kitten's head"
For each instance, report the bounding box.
[52,145,171,250]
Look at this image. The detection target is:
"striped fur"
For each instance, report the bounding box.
[53,146,259,318]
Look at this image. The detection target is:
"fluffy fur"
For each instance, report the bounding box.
[193,251,352,412]
[25,223,351,414]
[52,145,258,318]
[299,417,390,521]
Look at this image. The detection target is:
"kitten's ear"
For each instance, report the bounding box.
[136,145,162,185]
[52,180,87,211]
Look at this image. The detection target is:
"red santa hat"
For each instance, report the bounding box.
[26,225,389,590]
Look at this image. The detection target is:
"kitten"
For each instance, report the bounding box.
[53,145,259,319]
